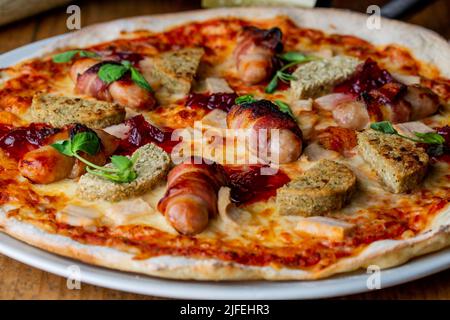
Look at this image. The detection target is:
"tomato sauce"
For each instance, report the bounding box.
[316,126,357,154]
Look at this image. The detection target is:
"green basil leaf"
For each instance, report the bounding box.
[121,60,132,68]
[110,155,133,171]
[370,121,398,135]
[118,168,138,183]
[52,50,98,63]
[71,132,100,156]
[87,167,137,183]
[78,51,99,58]
[235,94,256,105]
[274,100,295,119]
[265,75,279,94]
[98,63,128,84]
[130,151,140,165]
[130,66,154,92]
[277,71,297,83]
[51,140,73,157]
[414,132,445,145]
[278,52,313,63]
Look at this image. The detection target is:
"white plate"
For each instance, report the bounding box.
[0,34,449,300]
[1,232,449,299]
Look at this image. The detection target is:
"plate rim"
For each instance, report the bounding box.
[1,232,449,299]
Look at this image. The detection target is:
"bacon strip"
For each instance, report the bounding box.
[75,61,113,101]
[234,26,282,85]
[157,159,227,235]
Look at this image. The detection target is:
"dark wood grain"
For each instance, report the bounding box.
[0,0,448,300]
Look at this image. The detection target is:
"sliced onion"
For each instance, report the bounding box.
[103,123,130,139]
[392,72,421,85]
[314,93,355,111]
[218,187,252,227]
[201,109,228,128]
[57,204,101,227]
[291,98,313,113]
[303,142,339,161]
[394,121,434,138]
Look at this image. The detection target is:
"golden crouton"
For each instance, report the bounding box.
[276,160,356,216]
[357,129,429,193]
[290,56,360,99]
[30,93,125,128]
[77,143,171,202]
[147,48,204,102]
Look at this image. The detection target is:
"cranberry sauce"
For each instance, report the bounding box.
[185,93,238,113]
[334,58,395,95]
[0,123,58,160]
[427,125,450,163]
[116,115,177,154]
[224,165,290,205]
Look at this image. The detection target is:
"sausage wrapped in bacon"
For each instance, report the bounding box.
[18,124,119,184]
[227,100,303,164]
[70,58,156,110]
[157,159,227,235]
[233,26,283,85]
[404,84,440,120]
[316,59,440,130]
[362,82,412,123]
[18,145,75,184]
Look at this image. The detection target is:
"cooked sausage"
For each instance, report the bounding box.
[70,58,98,83]
[233,26,282,85]
[109,79,156,111]
[227,100,303,164]
[331,100,369,130]
[157,160,227,235]
[404,84,440,120]
[18,145,75,184]
[71,59,156,110]
[327,59,439,128]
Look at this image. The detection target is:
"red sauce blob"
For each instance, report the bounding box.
[224,165,290,205]
[185,93,238,113]
[334,58,394,95]
[437,125,450,147]
[316,126,357,154]
[0,123,58,160]
[428,125,450,163]
[116,115,177,154]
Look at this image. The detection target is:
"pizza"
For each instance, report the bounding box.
[0,7,449,281]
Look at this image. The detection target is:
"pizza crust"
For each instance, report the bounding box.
[42,7,450,77]
[1,7,450,280]
[1,205,449,280]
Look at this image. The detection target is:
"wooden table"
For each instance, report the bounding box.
[0,0,449,300]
